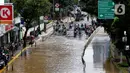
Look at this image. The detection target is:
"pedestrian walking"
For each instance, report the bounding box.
[69,23,73,29]
[62,24,67,35]
[74,28,78,38]
[84,27,88,36]
[87,29,91,37]
[81,24,84,30]
[58,25,62,34]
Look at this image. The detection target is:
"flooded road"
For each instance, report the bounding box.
[2,35,86,73]
[2,27,120,73]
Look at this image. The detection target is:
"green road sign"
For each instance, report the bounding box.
[98,0,115,19]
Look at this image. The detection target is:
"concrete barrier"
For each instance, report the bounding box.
[84,27,100,48]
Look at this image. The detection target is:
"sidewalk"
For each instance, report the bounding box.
[12,23,54,57]
[11,16,74,59]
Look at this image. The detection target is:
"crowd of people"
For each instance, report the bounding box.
[53,20,98,38]
[53,23,67,35]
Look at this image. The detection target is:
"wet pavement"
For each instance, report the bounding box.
[2,34,86,73]
[1,25,120,73]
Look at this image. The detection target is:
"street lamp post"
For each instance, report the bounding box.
[78,0,80,6]
[122,31,130,72]
[122,31,130,63]
[122,31,128,63]
[53,0,55,20]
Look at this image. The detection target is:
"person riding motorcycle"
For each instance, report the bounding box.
[62,24,67,35]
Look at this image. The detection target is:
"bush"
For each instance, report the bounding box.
[118,62,129,67]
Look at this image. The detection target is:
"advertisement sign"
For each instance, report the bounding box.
[5,24,14,32]
[0,4,13,24]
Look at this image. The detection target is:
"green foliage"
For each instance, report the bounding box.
[81,0,130,66]
[81,0,97,15]
[118,62,129,67]
[12,0,51,28]
[60,0,74,7]
[12,0,52,47]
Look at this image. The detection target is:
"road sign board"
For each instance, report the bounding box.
[55,3,59,8]
[44,16,48,22]
[55,8,59,11]
[44,16,48,20]
[98,0,115,19]
[115,4,125,15]
[0,4,13,24]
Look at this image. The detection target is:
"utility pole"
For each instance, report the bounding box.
[78,0,80,6]
[53,0,55,20]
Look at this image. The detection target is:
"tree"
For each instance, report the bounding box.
[13,0,51,47]
[81,0,97,15]
[81,0,130,66]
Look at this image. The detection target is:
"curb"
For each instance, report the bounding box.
[81,26,100,65]
[84,27,100,48]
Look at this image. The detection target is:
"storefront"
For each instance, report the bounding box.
[4,24,14,45]
[0,25,5,46]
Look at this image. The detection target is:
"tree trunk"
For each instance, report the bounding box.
[23,28,29,48]
[37,17,41,34]
[124,52,130,66]
[120,52,123,63]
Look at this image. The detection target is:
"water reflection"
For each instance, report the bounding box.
[93,36,110,68]
[83,36,119,73]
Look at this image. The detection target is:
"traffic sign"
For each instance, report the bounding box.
[0,4,13,24]
[115,4,125,15]
[55,3,59,8]
[44,16,48,22]
[44,16,48,20]
[98,0,115,19]
[55,8,59,11]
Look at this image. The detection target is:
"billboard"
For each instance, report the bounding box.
[0,4,13,24]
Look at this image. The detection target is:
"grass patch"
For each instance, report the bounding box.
[118,62,129,67]
[114,61,128,73]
